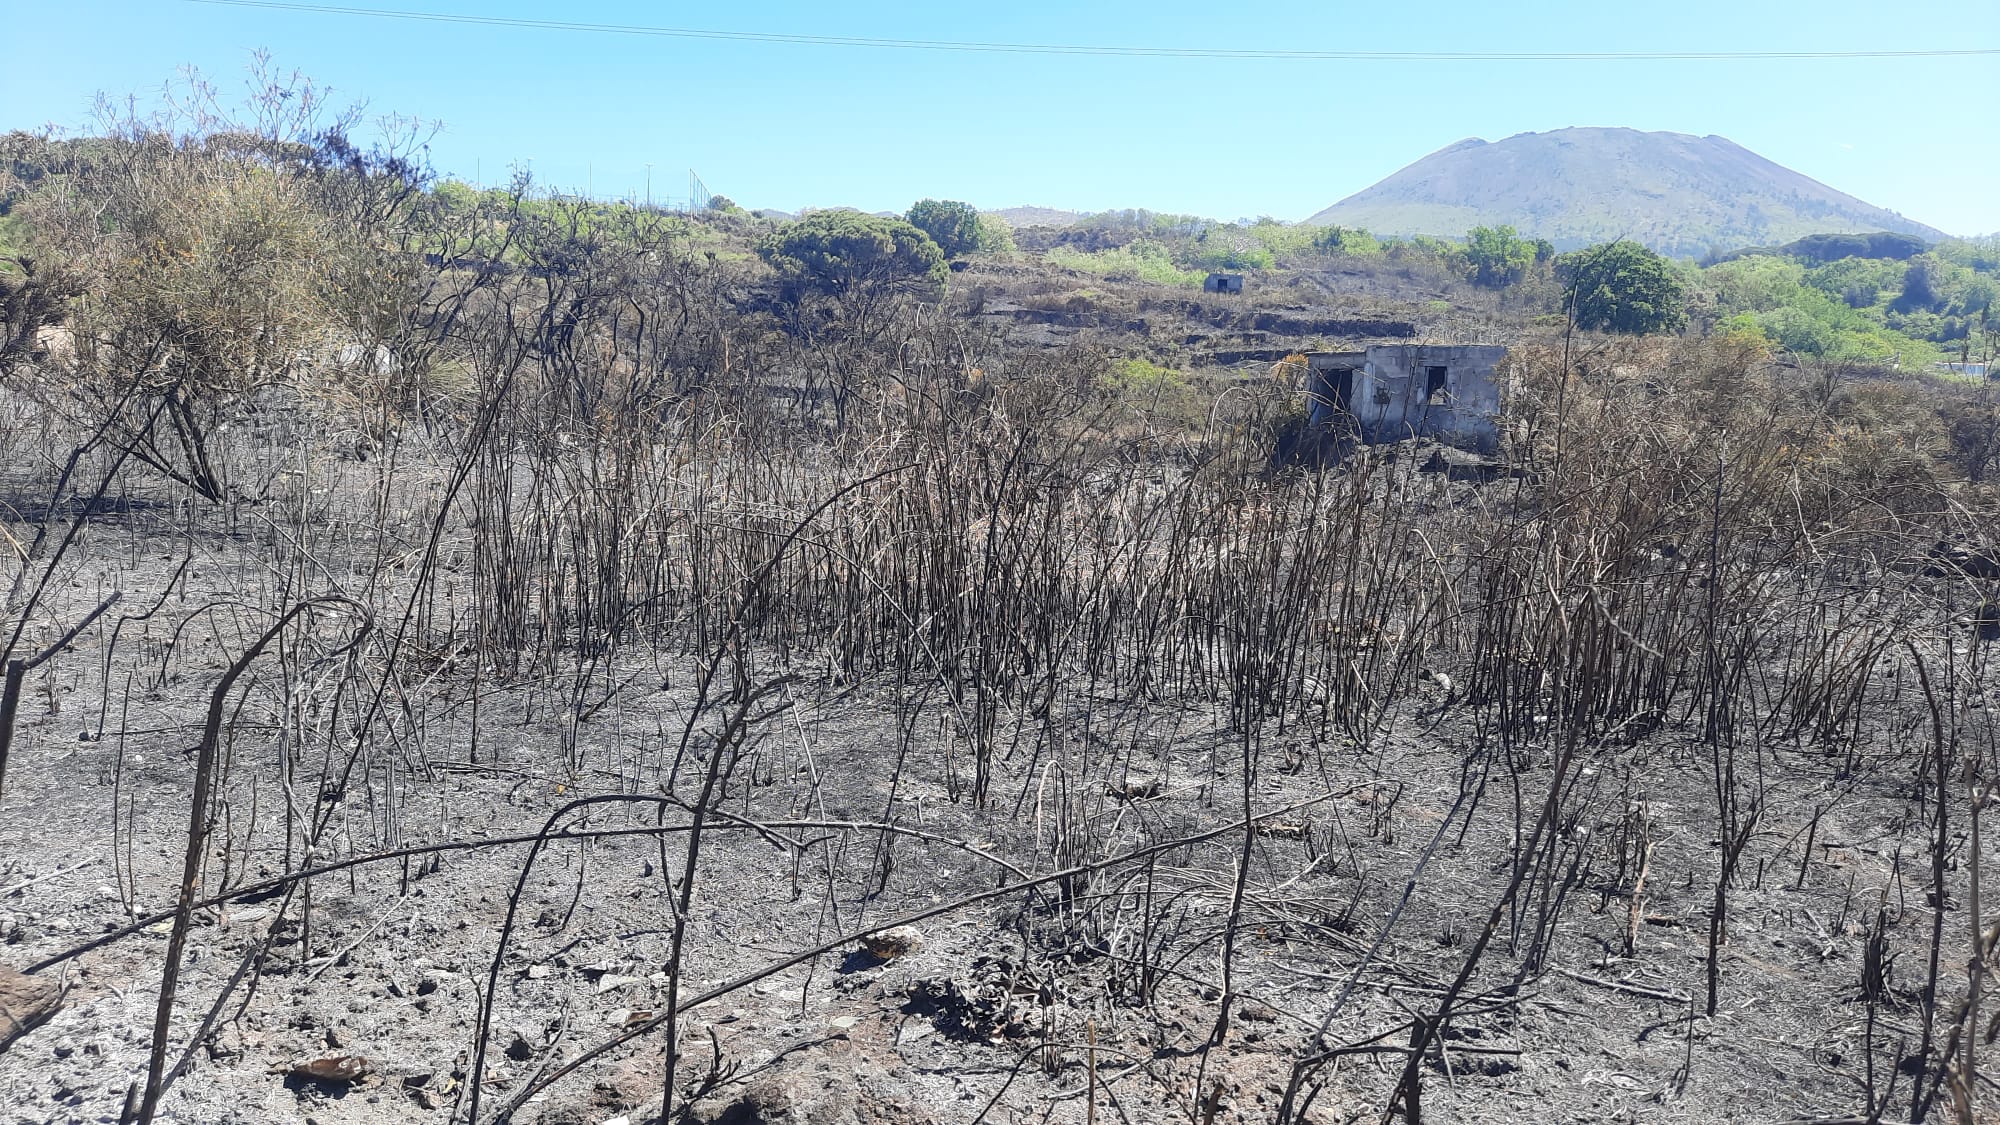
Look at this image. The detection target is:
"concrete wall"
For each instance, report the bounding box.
[1307,345,1506,452]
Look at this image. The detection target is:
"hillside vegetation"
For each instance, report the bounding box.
[995,205,1998,373]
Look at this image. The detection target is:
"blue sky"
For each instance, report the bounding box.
[5,1,1995,234]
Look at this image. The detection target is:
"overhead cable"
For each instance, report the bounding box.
[183,1,2000,62]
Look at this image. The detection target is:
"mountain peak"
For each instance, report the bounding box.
[1308,127,1944,255]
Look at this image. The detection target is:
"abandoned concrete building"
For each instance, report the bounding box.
[1203,272,1244,294]
[1305,344,1507,451]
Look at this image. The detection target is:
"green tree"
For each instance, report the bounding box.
[905,199,985,258]
[1188,224,1275,271]
[760,211,946,298]
[1704,255,1806,314]
[974,212,1016,254]
[1246,218,1316,260]
[1804,257,1905,309]
[1756,306,1836,356]
[1559,241,1688,335]
[1959,275,1998,318]
[1311,225,1381,256]
[1935,235,2000,273]
[1893,255,1946,313]
[760,212,946,429]
[1463,224,1538,287]
[430,178,479,213]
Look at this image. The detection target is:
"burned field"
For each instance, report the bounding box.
[4,128,2000,1123]
[3,305,1999,1125]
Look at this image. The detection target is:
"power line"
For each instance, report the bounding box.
[183,0,2000,62]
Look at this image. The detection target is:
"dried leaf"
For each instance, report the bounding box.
[290,1055,369,1083]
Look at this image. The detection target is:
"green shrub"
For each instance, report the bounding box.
[1311,226,1382,256]
[1047,241,1204,287]
[974,212,1016,254]
[759,211,946,298]
[906,199,983,258]
[1104,357,1187,391]
[1100,357,1207,427]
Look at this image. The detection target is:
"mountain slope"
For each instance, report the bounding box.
[1306,128,1946,257]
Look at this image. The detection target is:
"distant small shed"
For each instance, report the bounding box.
[1203,272,1244,294]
